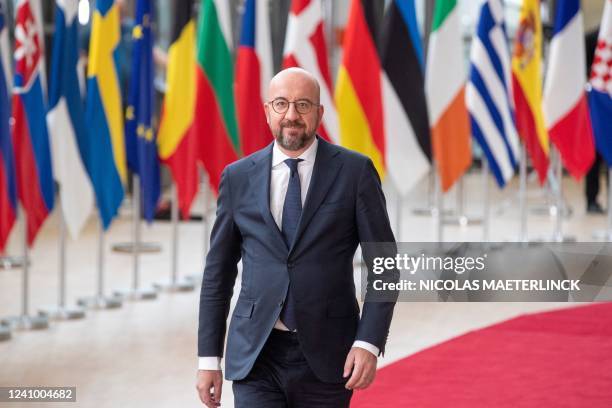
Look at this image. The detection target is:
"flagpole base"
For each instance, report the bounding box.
[38,305,86,321]
[77,295,123,310]
[186,273,203,285]
[113,288,158,301]
[2,314,49,331]
[592,229,612,241]
[531,235,577,243]
[0,322,12,341]
[530,204,573,218]
[0,256,28,269]
[442,214,483,226]
[111,242,162,254]
[154,278,195,293]
[411,207,453,217]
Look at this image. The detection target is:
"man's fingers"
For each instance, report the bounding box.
[213,375,223,404]
[345,361,363,389]
[353,363,376,389]
[196,370,222,407]
[343,350,355,378]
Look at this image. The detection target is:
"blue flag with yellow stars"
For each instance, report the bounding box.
[125,0,160,222]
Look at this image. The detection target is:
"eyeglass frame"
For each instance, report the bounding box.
[266,97,321,115]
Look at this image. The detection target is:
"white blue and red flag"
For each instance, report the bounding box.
[235,0,273,156]
[12,0,54,246]
[0,3,16,251]
[543,0,595,179]
[588,0,612,166]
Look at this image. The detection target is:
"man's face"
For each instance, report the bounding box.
[264,73,323,151]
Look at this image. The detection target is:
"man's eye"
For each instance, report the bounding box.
[297,102,310,110]
[275,101,288,109]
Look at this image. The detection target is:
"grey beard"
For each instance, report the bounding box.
[275,129,315,151]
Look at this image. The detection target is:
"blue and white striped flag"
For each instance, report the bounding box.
[47,0,94,238]
[466,0,520,187]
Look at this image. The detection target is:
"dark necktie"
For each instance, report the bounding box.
[280,158,303,330]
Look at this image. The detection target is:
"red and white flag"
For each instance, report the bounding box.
[543,0,595,179]
[283,0,338,143]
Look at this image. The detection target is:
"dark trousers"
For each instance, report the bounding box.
[232,329,352,408]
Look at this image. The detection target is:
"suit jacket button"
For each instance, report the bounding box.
[287,262,294,268]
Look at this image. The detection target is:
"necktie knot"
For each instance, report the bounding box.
[284,158,303,177]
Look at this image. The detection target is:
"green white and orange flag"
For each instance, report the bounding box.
[193,0,240,194]
[425,0,472,192]
[512,0,549,184]
[157,0,198,218]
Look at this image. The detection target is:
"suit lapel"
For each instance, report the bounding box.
[249,144,287,250]
[290,138,343,253]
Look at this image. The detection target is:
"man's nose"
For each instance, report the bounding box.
[285,102,300,120]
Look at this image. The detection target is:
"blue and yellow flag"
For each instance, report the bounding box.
[83,0,126,229]
[125,0,160,222]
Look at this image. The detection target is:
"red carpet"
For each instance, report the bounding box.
[352,303,612,407]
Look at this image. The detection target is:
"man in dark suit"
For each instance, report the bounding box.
[196,68,397,407]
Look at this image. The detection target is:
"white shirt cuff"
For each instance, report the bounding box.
[352,340,380,357]
[198,356,221,371]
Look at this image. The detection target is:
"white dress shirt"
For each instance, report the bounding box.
[199,138,379,370]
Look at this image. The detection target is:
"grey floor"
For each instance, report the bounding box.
[0,171,607,407]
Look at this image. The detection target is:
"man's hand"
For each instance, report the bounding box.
[196,370,223,407]
[343,347,377,390]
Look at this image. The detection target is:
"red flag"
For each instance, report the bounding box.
[283,0,337,143]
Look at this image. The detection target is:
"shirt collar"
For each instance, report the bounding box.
[272,137,318,168]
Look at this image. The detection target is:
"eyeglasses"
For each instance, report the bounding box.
[268,98,320,115]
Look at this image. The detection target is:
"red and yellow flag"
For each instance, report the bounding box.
[157,0,199,218]
[512,0,549,184]
[335,0,385,177]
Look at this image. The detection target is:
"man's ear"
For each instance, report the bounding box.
[264,103,271,124]
[317,104,324,126]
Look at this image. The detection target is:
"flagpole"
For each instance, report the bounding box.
[608,168,612,238]
[550,146,575,242]
[395,192,403,241]
[412,170,437,216]
[519,143,528,242]
[480,157,488,242]
[434,163,444,243]
[592,167,612,241]
[0,320,10,341]
[154,182,195,292]
[115,174,157,301]
[0,255,25,269]
[442,176,483,226]
[3,208,48,330]
[38,203,85,320]
[77,219,122,309]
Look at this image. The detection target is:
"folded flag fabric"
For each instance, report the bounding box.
[467,0,520,188]
[283,0,338,143]
[588,0,612,166]
[0,3,16,251]
[426,0,472,192]
[543,0,595,179]
[125,0,160,222]
[47,0,95,239]
[12,0,55,245]
[511,0,549,184]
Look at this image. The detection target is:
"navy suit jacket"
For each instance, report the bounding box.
[198,137,398,383]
